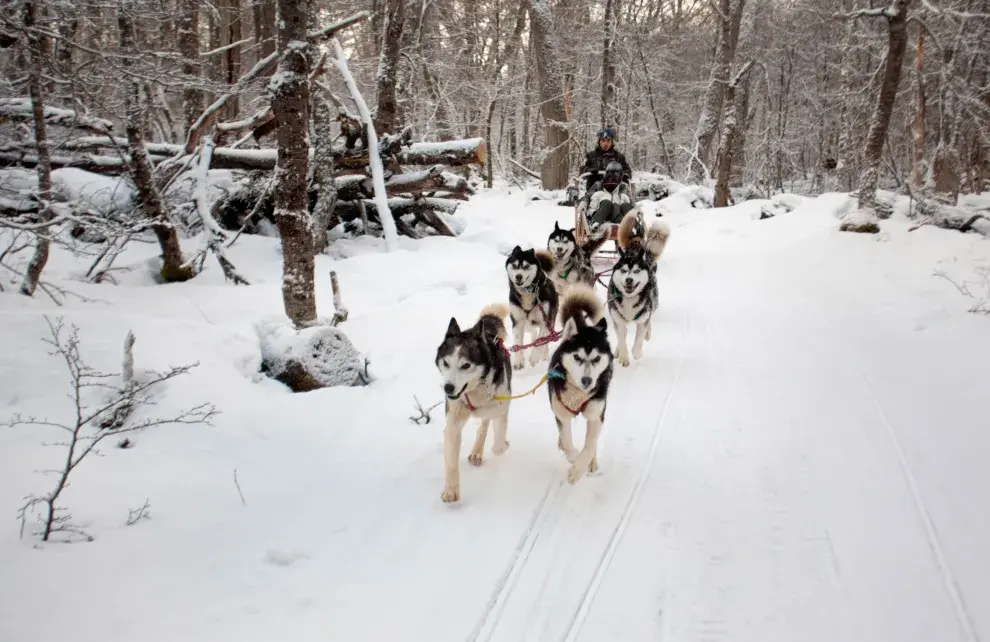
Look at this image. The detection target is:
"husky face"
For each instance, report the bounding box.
[559,317,612,392]
[612,248,651,297]
[547,222,576,263]
[435,318,492,401]
[506,246,540,288]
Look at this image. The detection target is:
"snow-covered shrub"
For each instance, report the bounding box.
[258,320,370,392]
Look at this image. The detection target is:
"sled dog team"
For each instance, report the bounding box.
[435,206,671,502]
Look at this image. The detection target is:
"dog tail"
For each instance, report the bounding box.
[478,302,509,341]
[559,283,603,329]
[618,206,671,261]
[534,248,555,273]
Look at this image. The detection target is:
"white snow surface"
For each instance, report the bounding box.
[2,183,990,642]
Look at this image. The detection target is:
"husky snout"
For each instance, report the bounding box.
[580,375,592,388]
[514,274,524,285]
[443,382,455,395]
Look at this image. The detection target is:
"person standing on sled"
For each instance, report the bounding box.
[580,128,632,192]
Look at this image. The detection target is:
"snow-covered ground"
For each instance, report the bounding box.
[2,184,989,642]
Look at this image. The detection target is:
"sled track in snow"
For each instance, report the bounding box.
[858,369,982,642]
[466,319,687,642]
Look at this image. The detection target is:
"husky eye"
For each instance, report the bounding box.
[441,360,450,368]
[459,362,471,370]
[591,356,601,365]
[573,355,584,364]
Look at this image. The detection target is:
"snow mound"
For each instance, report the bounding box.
[839,207,881,234]
[258,320,370,391]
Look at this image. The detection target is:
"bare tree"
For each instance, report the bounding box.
[528,0,571,189]
[9,318,216,542]
[850,0,913,215]
[18,0,53,297]
[271,0,316,326]
[374,0,405,134]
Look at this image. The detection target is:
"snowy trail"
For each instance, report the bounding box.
[3,189,989,642]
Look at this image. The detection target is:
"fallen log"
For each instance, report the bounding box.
[334,165,475,201]
[0,98,114,134]
[335,196,460,220]
[0,135,486,174]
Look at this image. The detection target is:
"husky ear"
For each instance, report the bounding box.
[594,317,608,333]
[554,221,561,231]
[563,317,579,339]
[511,245,522,256]
[445,317,460,338]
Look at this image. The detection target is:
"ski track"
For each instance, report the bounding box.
[466,303,689,642]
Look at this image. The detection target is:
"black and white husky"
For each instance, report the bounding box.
[607,207,671,367]
[547,284,615,484]
[505,246,559,370]
[546,221,609,294]
[435,303,513,503]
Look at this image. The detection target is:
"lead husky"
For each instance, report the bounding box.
[505,246,559,369]
[608,207,671,367]
[547,284,615,484]
[435,303,513,503]
[546,221,608,294]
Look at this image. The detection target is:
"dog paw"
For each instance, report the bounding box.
[492,440,510,456]
[512,362,525,371]
[589,456,599,473]
[567,464,587,484]
[632,345,644,360]
[441,486,460,502]
[617,355,630,367]
[467,452,484,466]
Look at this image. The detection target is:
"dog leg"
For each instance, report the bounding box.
[567,416,603,484]
[511,320,526,370]
[555,415,579,462]
[467,419,489,466]
[645,321,652,342]
[491,410,510,455]
[529,322,547,366]
[632,320,648,360]
[611,312,631,367]
[442,412,469,502]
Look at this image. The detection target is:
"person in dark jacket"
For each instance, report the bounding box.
[580,128,632,192]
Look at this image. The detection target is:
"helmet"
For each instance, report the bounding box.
[603,160,624,190]
[597,128,615,141]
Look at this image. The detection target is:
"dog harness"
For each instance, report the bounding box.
[555,389,592,416]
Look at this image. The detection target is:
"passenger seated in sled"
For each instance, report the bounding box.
[583,160,633,239]
[579,128,632,192]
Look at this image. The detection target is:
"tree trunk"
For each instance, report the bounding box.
[271,0,316,327]
[177,0,202,130]
[689,0,745,182]
[374,0,404,135]
[19,0,53,297]
[855,0,911,212]
[714,62,753,208]
[253,0,276,74]
[119,0,192,282]
[729,73,751,188]
[528,0,570,190]
[600,0,620,129]
[311,95,339,255]
[911,26,926,188]
[221,0,243,123]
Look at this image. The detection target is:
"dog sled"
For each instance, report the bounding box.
[571,171,628,284]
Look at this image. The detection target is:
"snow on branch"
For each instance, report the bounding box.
[331,37,398,253]
[306,10,375,43]
[186,135,249,285]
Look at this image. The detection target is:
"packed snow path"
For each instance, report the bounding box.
[1,189,988,642]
